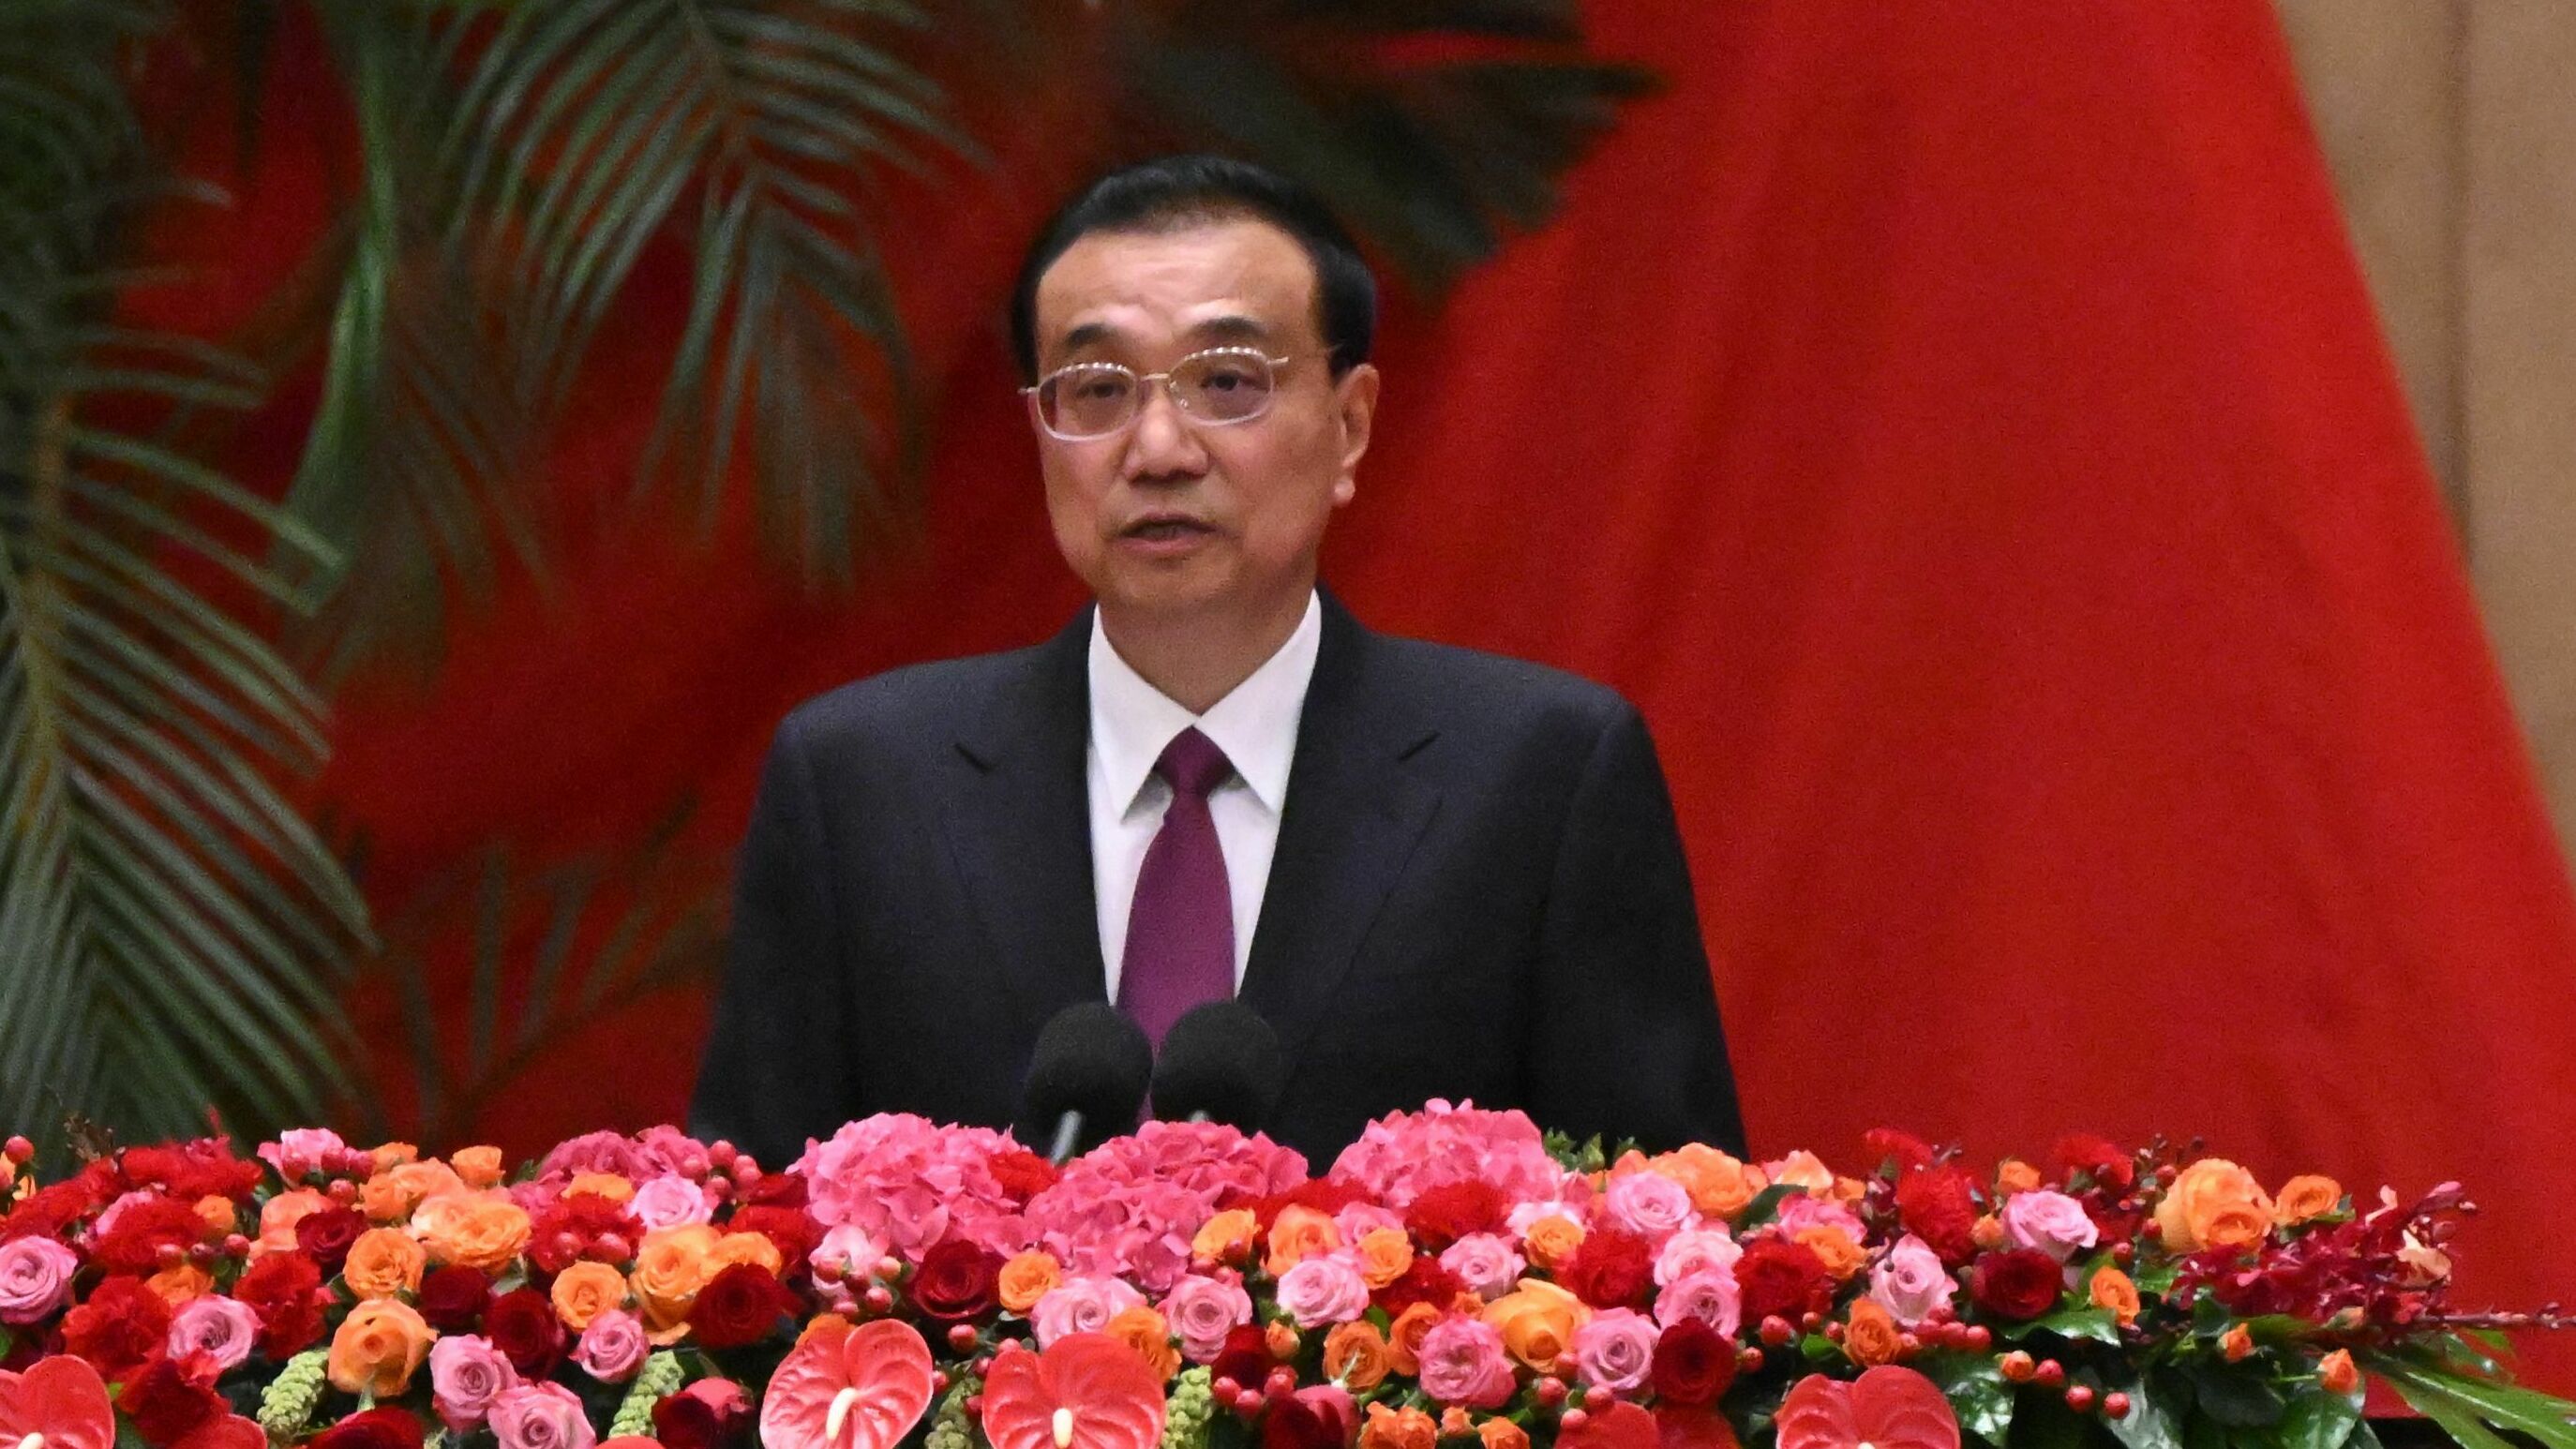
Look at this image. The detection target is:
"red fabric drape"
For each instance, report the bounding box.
[140,1,2576,1387]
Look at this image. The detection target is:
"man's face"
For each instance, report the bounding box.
[1028,217,1378,626]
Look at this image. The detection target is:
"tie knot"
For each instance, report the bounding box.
[1154,727,1234,799]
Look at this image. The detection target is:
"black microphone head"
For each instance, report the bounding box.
[1018,1003,1153,1152]
[1150,1001,1284,1130]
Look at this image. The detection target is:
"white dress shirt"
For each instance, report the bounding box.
[1088,592,1322,999]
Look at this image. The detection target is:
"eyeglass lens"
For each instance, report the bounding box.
[1039,351,1278,437]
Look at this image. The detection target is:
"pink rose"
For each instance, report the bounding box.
[1275,1255,1371,1329]
[1999,1190,2099,1263]
[1158,1275,1253,1363]
[166,1293,262,1371]
[1603,1173,1698,1245]
[0,1237,80,1323]
[1437,1234,1527,1300]
[1866,1234,1952,1327]
[258,1128,350,1183]
[490,1382,598,1449]
[1773,1194,1865,1243]
[1415,1316,1517,1409]
[429,1334,523,1431]
[573,1308,649,1382]
[1333,1203,1405,1240]
[1654,1228,1743,1288]
[1029,1276,1146,1348]
[1570,1308,1658,1396]
[627,1174,714,1232]
[1652,1269,1742,1338]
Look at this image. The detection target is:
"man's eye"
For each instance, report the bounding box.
[1071,376,1131,402]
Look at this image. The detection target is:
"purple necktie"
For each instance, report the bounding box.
[1116,727,1236,1049]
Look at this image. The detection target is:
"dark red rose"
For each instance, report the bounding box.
[529,1195,640,1275]
[1559,1229,1655,1310]
[1209,1323,1273,1391]
[90,1197,209,1277]
[61,1275,172,1380]
[690,1262,798,1349]
[119,1141,262,1203]
[1895,1167,1980,1265]
[1970,1249,2063,1321]
[122,1352,226,1447]
[1262,1388,1355,1449]
[1862,1130,1937,1174]
[1373,1255,1466,1318]
[988,1149,1058,1202]
[1733,1240,1835,1327]
[1648,1319,1737,1407]
[307,1408,426,1449]
[484,1288,565,1376]
[908,1241,1001,1323]
[415,1265,492,1332]
[232,1252,326,1359]
[653,1395,722,1449]
[1403,1182,1508,1253]
[726,1206,821,1277]
[292,1207,366,1275]
[2052,1135,2135,1192]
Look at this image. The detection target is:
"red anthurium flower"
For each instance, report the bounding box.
[0,1355,117,1449]
[1775,1369,1959,1449]
[759,1319,936,1449]
[981,1335,1167,1449]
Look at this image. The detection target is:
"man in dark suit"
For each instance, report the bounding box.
[691,157,1742,1170]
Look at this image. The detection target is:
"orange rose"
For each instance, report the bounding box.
[1355,1227,1414,1290]
[799,1313,853,1346]
[1996,1160,2042,1196]
[327,1299,435,1397]
[632,1224,721,1330]
[1843,1299,1903,1367]
[1105,1306,1181,1382]
[1482,1279,1591,1371]
[1323,1321,1392,1390]
[2273,1175,2342,1226]
[1794,1227,1867,1280]
[552,1261,630,1330]
[1266,1321,1301,1360]
[1520,1214,1584,1271]
[1649,1145,1764,1221]
[1970,1215,2007,1251]
[712,1232,785,1277]
[1265,1205,1342,1277]
[2089,1266,2140,1327]
[343,1228,428,1300]
[451,1146,506,1189]
[998,1251,1062,1313]
[361,1161,467,1224]
[256,1189,330,1256]
[1481,1421,1532,1449]
[1768,1152,1833,1193]
[2154,1160,2275,1255]
[1361,1405,1438,1449]
[1442,1409,1475,1439]
[1385,1303,1441,1377]
[414,1191,532,1273]
[1191,1210,1258,1266]
[1831,1176,1868,1205]
[145,1264,212,1307]
[193,1197,237,1236]
[2220,1323,2254,1363]
[567,1173,636,1204]
[370,1143,420,1172]
[2318,1349,2359,1396]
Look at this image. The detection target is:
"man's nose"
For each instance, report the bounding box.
[1120,383,1207,482]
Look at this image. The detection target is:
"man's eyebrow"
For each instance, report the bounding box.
[1188,315,1271,344]
[1058,321,1121,353]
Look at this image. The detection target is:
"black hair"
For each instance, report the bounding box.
[1008,155,1377,383]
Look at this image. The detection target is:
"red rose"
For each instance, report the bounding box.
[689,1263,798,1349]
[122,1352,226,1447]
[1559,1229,1655,1310]
[726,1206,821,1277]
[1209,1324,1273,1391]
[1733,1240,1834,1327]
[1262,1388,1355,1449]
[307,1408,426,1449]
[653,1395,722,1449]
[1373,1255,1466,1318]
[988,1149,1058,1202]
[1969,1249,2063,1321]
[1894,1167,1980,1266]
[232,1252,326,1359]
[907,1241,1001,1323]
[91,1197,208,1277]
[1648,1319,1737,1407]
[292,1207,366,1275]
[414,1265,492,1332]
[2051,1135,2134,1192]
[61,1275,172,1381]
[1403,1182,1508,1253]
[1862,1130,1937,1174]
[484,1288,565,1376]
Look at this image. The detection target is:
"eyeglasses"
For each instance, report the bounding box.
[1023,348,1299,441]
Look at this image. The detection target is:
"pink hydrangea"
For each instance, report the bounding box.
[1061,1121,1308,1205]
[1029,1276,1147,1348]
[1654,1269,1742,1338]
[1327,1100,1572,1209]
[792,1114,1034,1262]
[1415,1316,1518,1408]
[1026,1122,1303,1292]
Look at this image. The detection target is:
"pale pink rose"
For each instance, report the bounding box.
[1028,1276,1147,1348]
[1654,1228,1743,1288]
[166,1293,262,1370]
[258,1128,350,1183]
[1999,1190,2098,1263]
[1275,1254,1371,1329]
[627,1174,714,1232]
[1602,1172,1698,1245]
[1506,1197,1594,1236]
[1866,1235,1953,1327]
[1437,1234,1527,1300]
[573,1308,649,1382]
[1158,1275,1253,1363]
[1763,1152,1834,1192]
[810,1223,890,1281]
[490,1382,597,1449]
[429,1334,523,1432]
[1772,1194,1865,1244]
[1415,1316,1517,1409]
[1652,1269,1742,1338]
[0,1237,80,1323]
[1570,1308,1659,1396]
[1332,1203,1406,1241]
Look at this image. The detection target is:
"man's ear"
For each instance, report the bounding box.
[1331,363,1381,507]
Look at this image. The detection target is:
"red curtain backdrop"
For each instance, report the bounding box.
[142,1,2576,1387]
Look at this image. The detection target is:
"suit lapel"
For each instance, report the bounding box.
[942,611,1108,1034]
[1240,598,1443,1073]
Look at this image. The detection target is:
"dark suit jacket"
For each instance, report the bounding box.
[690,597,1744,1170]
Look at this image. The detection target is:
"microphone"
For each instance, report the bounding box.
[1149,1000,1285,1130]
[1018,1003,1153,1164]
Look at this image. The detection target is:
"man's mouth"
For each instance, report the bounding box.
[1120,515,1215,542]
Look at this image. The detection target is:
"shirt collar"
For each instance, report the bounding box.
[1088,591,1322,815]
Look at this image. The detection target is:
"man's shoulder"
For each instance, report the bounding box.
[775,638,1058,754]
[1352,627,1640,739]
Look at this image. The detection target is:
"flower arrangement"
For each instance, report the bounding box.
[0,1103,2569,1449]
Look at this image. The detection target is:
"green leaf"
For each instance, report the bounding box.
[1926,1354,2018,1447]
[1736,1183,1799,1229]
[2365,1354,2576,1449]
[2104,1376,2187,1449]
[2272,1385,2363,1449]
[2182,1365,2285,1429]
[2025,1307,2122,1346]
